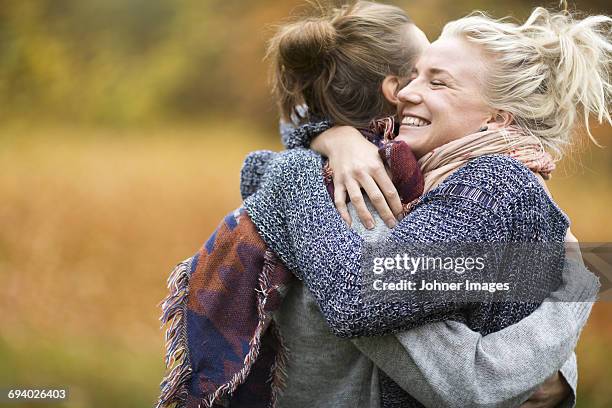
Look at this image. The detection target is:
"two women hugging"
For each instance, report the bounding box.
[157,2,609,408]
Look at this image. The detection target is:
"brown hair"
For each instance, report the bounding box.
[267,1,418,127]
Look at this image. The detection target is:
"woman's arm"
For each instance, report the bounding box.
[558,353,578,408]
[240,150,278,200]
[241,148,593,406]
[351,256,597,407]
[311,126,404,228]
[243,147,593,406]
[281,120,403,229]
[244,149,569,337]
[279,118,333,149]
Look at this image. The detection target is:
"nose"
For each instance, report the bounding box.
[397,81,423,105]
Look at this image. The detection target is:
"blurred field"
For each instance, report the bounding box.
[1,0,611,406]
[0,122,610,407]
[0,122,279,407]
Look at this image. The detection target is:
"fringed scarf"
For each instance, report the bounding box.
[156,126,422,408]
[157,208,293,408]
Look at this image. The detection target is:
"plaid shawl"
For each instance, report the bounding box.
[156,122,423,408]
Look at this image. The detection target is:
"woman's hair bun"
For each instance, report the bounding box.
[276,19,337,77]
[267,1,414,127]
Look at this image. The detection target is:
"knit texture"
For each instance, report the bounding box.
[158,127,427,408]
[244,121,598,407]
[243,148,570,407]
[240,150,277,201]
[280,119,333,149]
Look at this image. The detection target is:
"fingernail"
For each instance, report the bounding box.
[388,219,397,228]
[366,220,375,229]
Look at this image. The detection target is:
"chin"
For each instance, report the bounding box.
[395,126,431,159]
[395,126,428,143]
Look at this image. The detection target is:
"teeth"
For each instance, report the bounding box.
[402,116,430,127]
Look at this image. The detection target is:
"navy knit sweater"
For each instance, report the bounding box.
[242,148,569,338]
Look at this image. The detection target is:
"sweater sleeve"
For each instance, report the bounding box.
[559,352,578,408]
[351,257,598,407]
[240,119,333,199]
[244,149,569,338]
[280,119,334,149]
[240,150,279,200]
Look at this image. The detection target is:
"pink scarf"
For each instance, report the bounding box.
[416,126,556,194]
[393,125,556,215]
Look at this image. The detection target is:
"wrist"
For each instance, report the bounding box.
[283,120,333,150]
[311,125,364,157]
[311,130,331,155]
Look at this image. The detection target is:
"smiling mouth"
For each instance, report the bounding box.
[400,115,431,128]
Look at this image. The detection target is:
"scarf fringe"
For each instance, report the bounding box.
[268,321,289,406]
[199,250,287,408]
[156,258,193,408]
[156,251,288,408]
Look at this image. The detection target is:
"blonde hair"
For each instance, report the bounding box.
[267,1,418,127]
[442,7,611,159]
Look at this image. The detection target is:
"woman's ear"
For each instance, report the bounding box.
[486,110,514,130]
[382,76,402,106]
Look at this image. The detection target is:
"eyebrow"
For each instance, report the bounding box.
[428,67,454,78]
[412,66,455,79]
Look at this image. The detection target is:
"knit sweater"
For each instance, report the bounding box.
[243,148,569,339]
[239,154,601,408]
[235,122,599,407]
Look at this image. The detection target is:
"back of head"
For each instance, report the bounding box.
[268,1,417,127]
[442,7,611,159]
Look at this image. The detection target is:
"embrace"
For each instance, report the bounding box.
[157,2,609,407]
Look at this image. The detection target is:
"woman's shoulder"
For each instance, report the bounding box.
[429,154,568,227]
[451,154,538,188]
[268,148,323,176]
[438,154,543,200]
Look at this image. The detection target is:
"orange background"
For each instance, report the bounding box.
[0,1,610,406]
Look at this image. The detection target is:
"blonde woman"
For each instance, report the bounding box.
[242,6,608,407]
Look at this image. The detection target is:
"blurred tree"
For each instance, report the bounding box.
[0,0,609,131]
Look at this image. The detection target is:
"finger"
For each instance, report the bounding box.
[333,184,352,227]
[371,166,403,219]
[358,174,397,228]
[345,179,375,229]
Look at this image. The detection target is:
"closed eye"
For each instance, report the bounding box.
[430,80,446,87]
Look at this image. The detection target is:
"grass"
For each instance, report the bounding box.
[0,333,163,407]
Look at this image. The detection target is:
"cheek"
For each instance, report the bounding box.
[436,99,487,140]
[430,101,464,143]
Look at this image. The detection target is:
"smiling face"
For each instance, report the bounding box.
[394,36,497,158]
